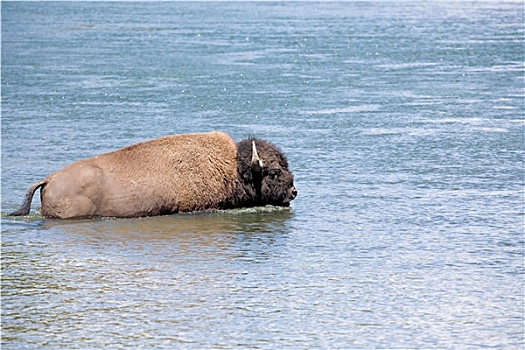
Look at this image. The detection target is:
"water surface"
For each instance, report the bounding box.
[2,2,524,349]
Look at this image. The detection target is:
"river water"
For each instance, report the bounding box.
[1,2,523,349]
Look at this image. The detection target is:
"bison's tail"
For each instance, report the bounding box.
[9,181,47,216]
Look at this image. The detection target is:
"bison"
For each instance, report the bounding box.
[10,131,297,219]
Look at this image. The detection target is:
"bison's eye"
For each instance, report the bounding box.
[266,168,282,179]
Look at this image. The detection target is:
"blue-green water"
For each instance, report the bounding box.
[2,2,524,348]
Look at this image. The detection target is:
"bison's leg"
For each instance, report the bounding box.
[41,193,98,219]
[40,164,105,219]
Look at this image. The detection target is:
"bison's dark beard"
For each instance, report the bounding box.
[233,137,296,209]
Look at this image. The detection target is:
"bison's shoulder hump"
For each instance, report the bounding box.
[106,131,236,158]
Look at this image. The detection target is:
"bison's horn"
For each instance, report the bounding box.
[251,141,263,173]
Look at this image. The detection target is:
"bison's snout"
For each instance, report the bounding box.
[290,186,298,200]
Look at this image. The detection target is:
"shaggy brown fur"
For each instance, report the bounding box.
[10,131,297,219]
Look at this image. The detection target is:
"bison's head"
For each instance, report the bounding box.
[237,138,297,207]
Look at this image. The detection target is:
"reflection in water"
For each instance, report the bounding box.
[2,207,296,348]
[38,206,294,235]
[39,206,294,251]
[6,206,295,261]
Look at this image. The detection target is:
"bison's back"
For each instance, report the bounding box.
[41,131,239,218]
